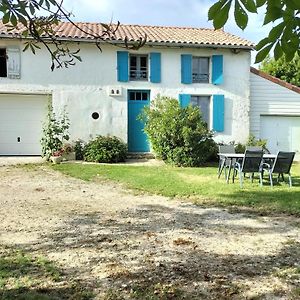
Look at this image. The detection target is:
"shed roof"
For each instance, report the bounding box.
[250,67,300,94]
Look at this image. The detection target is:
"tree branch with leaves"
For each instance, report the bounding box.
[0,0,146,70]
[208,0,300,62]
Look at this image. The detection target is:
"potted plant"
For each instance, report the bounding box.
[62,143,76,161]
[50,149,64,164]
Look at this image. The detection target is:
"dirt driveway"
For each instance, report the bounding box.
[0,165,300,299]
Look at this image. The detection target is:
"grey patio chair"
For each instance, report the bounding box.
[218,145,235,179]
[246,145,270,154]
[261,151,295,187]
[233,150,264,188]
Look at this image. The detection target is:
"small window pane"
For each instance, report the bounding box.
[192,57,209,83]
[140,56,147,68]
[130,56,137,67]
[191,96,210,125]
[136,92,142,100]
[142,92,148,100]
[129,92,135,100]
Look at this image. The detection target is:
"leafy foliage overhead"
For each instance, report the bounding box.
[260,54,300,87]
[208,0,300,63]
[0,0,146,70]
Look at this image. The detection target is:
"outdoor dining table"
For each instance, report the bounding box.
[218,153,277,183]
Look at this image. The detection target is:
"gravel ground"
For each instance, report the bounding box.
[0,165,300,299]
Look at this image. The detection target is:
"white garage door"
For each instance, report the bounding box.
[260,115,300,160]
[0,94,48,155]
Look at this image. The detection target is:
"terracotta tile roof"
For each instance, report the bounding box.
[0,21,254,49]
[250,67,300,94]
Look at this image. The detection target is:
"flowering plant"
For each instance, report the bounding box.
[52,149,64,157]
[62,143,74,154]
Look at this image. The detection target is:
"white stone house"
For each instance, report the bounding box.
[0,22,256,155]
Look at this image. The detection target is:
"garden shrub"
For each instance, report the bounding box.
[83,136,127,163]
[141,96,217,167]
[234,134,268,153]
[74,140,85,160]
[247,134,268,151]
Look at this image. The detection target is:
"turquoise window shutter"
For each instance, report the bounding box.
[117,51,129,82]
[212,55,224,85]
[213,95,225,132]
[179,94,191,108]
[181,54,192,84]
[150,52,161,83]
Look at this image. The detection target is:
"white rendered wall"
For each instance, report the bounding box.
[250,72,300,138]
[0,39,251,145]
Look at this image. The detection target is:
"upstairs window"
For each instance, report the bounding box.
[130,54,148,81]
[0,49,7,77]
[191,95,211,126]
[192,57,209,83]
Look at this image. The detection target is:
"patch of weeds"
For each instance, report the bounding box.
[284,238,298,245]
[102,289,125,300]
[0,246,94,300]
[274,266,300,281]
[36,256,62,282]
[102,284,185,300]
[290,287,300,299]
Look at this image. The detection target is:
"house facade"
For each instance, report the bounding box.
[0,22,253,155]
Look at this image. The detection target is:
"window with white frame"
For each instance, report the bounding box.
[130,54,148,81]
[191,95,211,126]
[192,57,209,83]
[0,47,21,79]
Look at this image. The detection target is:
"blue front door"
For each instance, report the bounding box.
[128,90,150,152]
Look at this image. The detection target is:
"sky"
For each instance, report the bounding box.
[63,0,273,64]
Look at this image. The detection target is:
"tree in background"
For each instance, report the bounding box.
[208,0,299,63]
[259,54,300,87]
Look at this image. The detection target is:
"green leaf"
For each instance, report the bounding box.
[263,6,283,24]
[285,49,296,62]
[29,43,36,54]
[256,0,267,7]
[273,42,283,60]
[255,37,269,50]
[17,14,28,26]
[213,1,232,29]
[2,13,10,24]
[240,0,257,13]
[29,4,35,15]
[268,22,285,41]
[255,44,273,63]
[23,43,31,53]
[208,0,228,20]
[10,13,17,26]
[73,55,82,62]
[234,0,248,30]
[286,0,299,10]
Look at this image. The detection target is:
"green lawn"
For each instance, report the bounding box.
[52,162,300,215]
